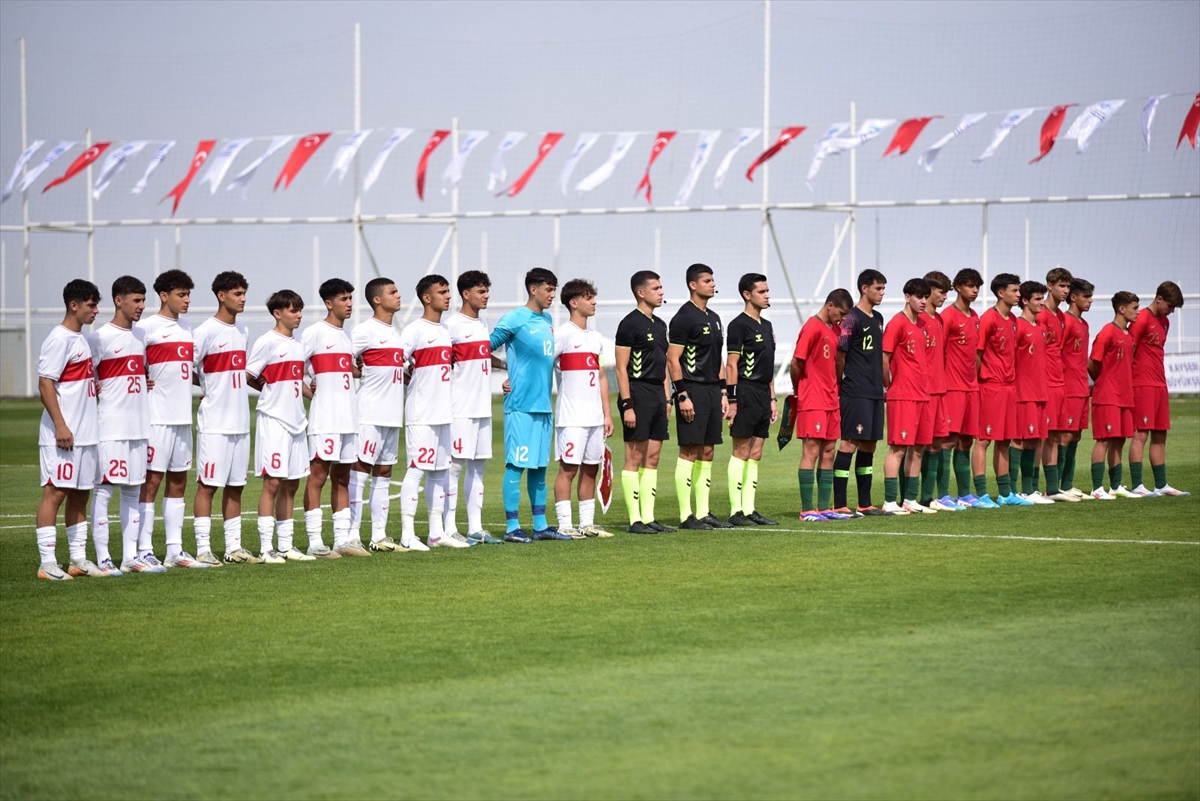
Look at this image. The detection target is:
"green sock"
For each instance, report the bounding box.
[816,468,834,511]
[955,451,973,497]
[694,461,713,519]
[1062,442,1079,489]
[1108,463,1123,489]
[884,476,900,504]
[742,460,759,515]
[937,449,952,498]
[621,470,641,523]
[1008,446,1021,492]
[727,457,746,515]
[1130,461,1143,489]
[1152,463,1167,490]
[997,474,1011,497]
[1021,448,1036,495]
[919,455,937,505]
[799,468,816,512]
[904,474,920,502]
[675,460,693,521]
[1057,444,1068,481]
[1091,461,1106,492]
[1045,463,1060,496]
[973,473,988,498]
[639,468,658,523]
[1032,465,1040,488]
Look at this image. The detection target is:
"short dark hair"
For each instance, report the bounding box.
[153,269,193,296]
[1069,278,1094,302]
[525,268,557,293]
[212,271,248,297]
[826,288,853,310]
[1157,280,1184,308]
[112,275,146,299]
[991,273,1021,297]
[952,268,983,290]
[1111,291,1139,312]
[1046,267,1073,286]
[630,270,659,295]
[62,279,100,309]
[364,277,395,309]
[738,272,767,299]
[560,278,596,309]
[685,263,713,287]
[1019,280,1048,306]
[416,274,449,303]
[903,278,931,298]
[266,289,304,314]
[319,278,354,302]
[856,269,886,294]
[457,270,491,296]
[923,271,952,292]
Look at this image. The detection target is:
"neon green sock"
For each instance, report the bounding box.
[727,457,746,515]
[639,468,658,523]
[675,460,693,522]
[621,470,641,523]
[816,468,834,511]
[799,468,816,512]
[742,460,759,515]
[694,460,713,519]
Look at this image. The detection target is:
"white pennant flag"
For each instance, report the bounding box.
[918,112,987,172]
[803,123,850,187]
[488,131,527,191]
[575,133,638,194]
[1142,95,1170,151]
[675,130,721,206]
[973,108,1035,164]
[199,138,251,194]
[440,130,489,191]
[92,141,146,199]
[327,130,373,184]
[806,119,895,187]
[225,135,292,197]
[713,128,760,191]
[1,139,44,203]
[18,140,76,194]
[132,141,175,194]
[363,128,413,193]
[1064,99,1125,154]
[557,133,601,196]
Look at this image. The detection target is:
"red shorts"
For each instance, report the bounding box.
[1016,400,1047,440]
[978,383,1018,441]
[887,399,931,447]
[1062,396,1090,431]
[797,408,840,441]
[1092,404,1133,439]
[924,394,950,439]
[1133,386,1170,431]
[1045,385,1067,431]
[943,389,980,438]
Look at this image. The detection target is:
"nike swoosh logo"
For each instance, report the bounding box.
[426,339,436,344]
[218,342,228,348]
[379,339,388,344]
[114,348,124,354]
[278,352,288,358]
[162,333,172,339]
[573,344,582,348]
[325,344,334,349]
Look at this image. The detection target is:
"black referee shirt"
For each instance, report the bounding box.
[726,312,775,385]
[668,300,724,384]
[614,309,668,384]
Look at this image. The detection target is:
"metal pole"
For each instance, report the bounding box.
[1,241,6,328]
[451,116,460,290]
[874,211,880,271]
[153,238,160,277]
[1024,216,1030,280]
[981,203,989,286]
[480,231,488,272]
[85,128,94,291]
[552,216,562,329]
[760,0,771,278]
[174,223,181,270]
[313,235,320,305]
[833,221,840,291]
[20,37,32,395]
[849,101,857,280]
[654,227,662,275]
[352,22,363,322]
[765,212,803,325]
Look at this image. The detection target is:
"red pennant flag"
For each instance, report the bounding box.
[1176,93,1200,150]
[635,131,676,203]
[745,126,806,181]
[160,140,215,215]
[42,142,110,193]
[274,133,330,191]
[416,130,450,200]
[882,117,940,158]
[498,133,563,198]
[1029,105,1075,164]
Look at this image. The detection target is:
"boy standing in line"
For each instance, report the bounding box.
[881,278,934,516]
[1013,281,1054,503]
[1035,267,1078,503]
[919,271,966,512]
[1059,279,1095,499]
[1129,281,1189,497]
[941,269,992,508]
[1088,292,1141,500]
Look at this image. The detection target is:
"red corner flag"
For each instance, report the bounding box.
[882,117,940,158]
[160,140,215,215]
[274,133,330,191]
[42,142,110,193]
[499,132,563,198]
[1029,105,1075,164]
[635,131,676,204]
[1177,93,1200,150]
[746,126,806,181]
[416,130,451,200]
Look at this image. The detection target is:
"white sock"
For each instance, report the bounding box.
[120,486,143,560]
[163,497,185,558]
[465,460,486,534]
[67,522,87,562]
[194,515,213,554]
[258,516,274,554]
[305,508,324,549]
[91,484,113,563]
[370,476,391,542]
[36,526,57,564]
[332,509,351,548]
[444,460,462,534]
[277,518,294,553]
[555,500,572,529]
[426,470,447,539]
[138,501,155,555]
[579,498,596,528]
[224,516,242,553]
[348,469,367,536]
[400,467,421,541]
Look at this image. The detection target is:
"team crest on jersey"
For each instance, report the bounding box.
[702,325,711,335]
[1143,415,1149,424]
[985,424,992,435]
[1067,416,1074,425]
[901,429,908,440]
[646,333,654,341]
[815,422,822,432]
[1106,423,1113,432]
[856,423,863,434]
[1028,423,1035,433]
[755,333,764,342]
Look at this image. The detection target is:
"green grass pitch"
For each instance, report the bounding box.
[1,396,1197,800]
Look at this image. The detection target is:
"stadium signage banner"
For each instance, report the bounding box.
[1165,353,1200,394]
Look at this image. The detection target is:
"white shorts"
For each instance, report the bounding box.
[97,439,149,485]
[148,423,193,473]
[556,425,605,465]
[197,432,250,487]
[309,432,357,464]
[405,423,451,471]
[40,444,98,490]
[256,416,310,480]
[450,417,493,461]
[356,424,400,466]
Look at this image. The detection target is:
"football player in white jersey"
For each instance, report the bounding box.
[348,277,404,555]
[246,290,311,564]
[300,278,357,559]
[35,280,102,580]
[398,274,465,550]
[192,271,257,564]
[137,269,208,568]
[444,270,503,545]
[552,279,614,538]
[89,276,162,574]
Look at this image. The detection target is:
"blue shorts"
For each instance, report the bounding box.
[504,411,552,469]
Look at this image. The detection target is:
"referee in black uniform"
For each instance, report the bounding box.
[614,270,675,534]
[724,273,780,527]
[667,263,732,530]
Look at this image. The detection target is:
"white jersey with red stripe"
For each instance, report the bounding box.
[193,317,250,435]
[137,313,194,426]
[398,318,453,426]
[351,316,405,428]
[38,325,98,448]
[444,311,493,419]
[554,321,604,427]
[301,321,357,435]
[246,330,308,435]
[87,322,150,441]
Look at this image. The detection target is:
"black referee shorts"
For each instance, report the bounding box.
[622,380,670,443]
[676,382,723,446]
[729,381,772,439]
[840,395,885,442]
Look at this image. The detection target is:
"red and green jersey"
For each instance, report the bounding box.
[1090,322,1134,408]
[978,307,1017,385]
[1130,307,1168,388]
[883,311,928,402]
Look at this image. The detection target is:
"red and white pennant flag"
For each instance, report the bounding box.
[161,140,215,215]
[882,117,939,158]
[275,133,330,191]
[746,126,805,181]
[416,130,450,201]
[499,133,563,197]
[1030,105,1075,164]
[635,131,676,204]
[1178,93,1200,150]
[43,142,109,193]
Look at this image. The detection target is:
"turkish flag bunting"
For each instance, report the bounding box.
[498,133,563,197]
[160,140,215,215]
[745,126,806,181]
[1176,93,1200,150]
[1029,105,1075,164]
[416,130,451,200]
[635,131,676,203]
[274,133,330,191]
[42,142,110,193]
[882,117,940,158]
